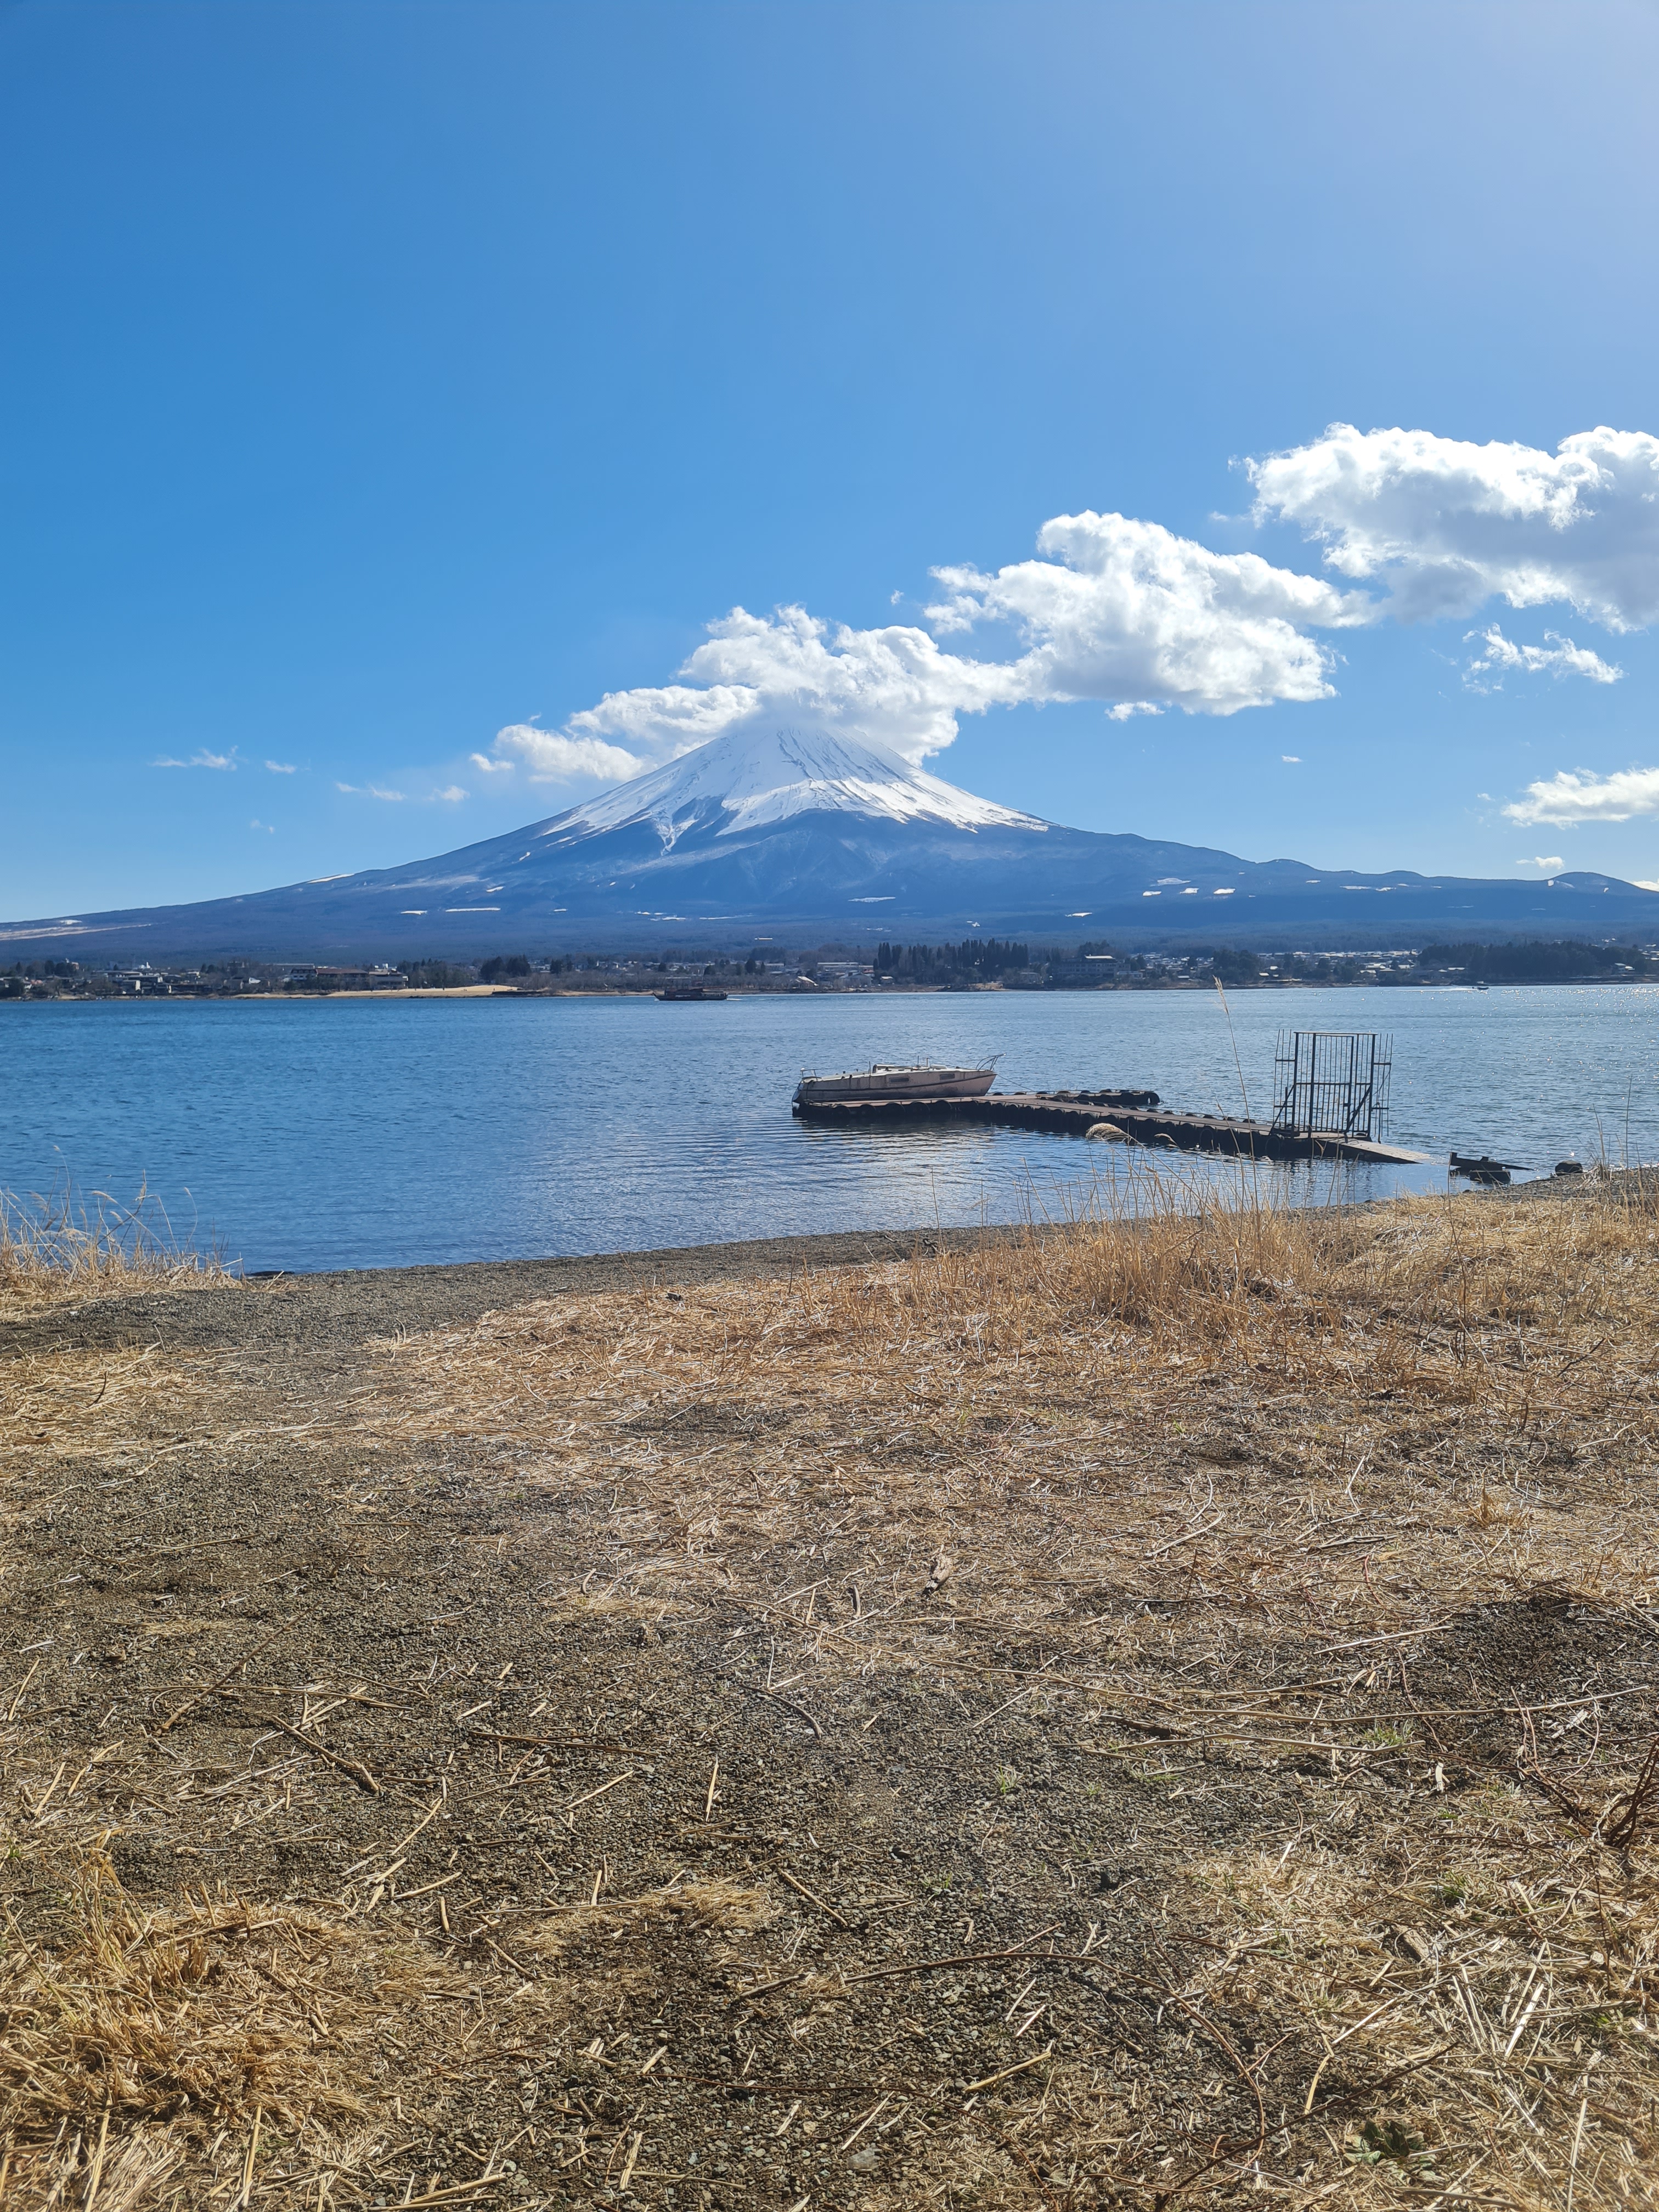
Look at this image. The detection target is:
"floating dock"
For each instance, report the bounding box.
[794,1088,1435,1166]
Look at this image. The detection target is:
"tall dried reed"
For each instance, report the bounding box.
[0,1182,230,1309]
[797,1165,1659,1383]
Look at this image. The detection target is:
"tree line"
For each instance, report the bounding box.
[1416,940,1655,983]
[874,938,1039,978]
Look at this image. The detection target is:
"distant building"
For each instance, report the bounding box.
[286,965,407,991]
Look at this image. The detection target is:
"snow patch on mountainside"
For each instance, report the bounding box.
[535,726,1046,847]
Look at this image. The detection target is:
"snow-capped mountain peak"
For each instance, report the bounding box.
[534,726,1046,849]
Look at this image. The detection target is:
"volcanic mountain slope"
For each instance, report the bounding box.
[5,725,1656,958]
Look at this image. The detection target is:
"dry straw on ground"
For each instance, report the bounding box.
[340,1182,1659,2204]
[3,1178,1657,2207]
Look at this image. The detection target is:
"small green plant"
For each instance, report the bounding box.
[1347,2118,1437,2180]
[997,1767,1019,1797]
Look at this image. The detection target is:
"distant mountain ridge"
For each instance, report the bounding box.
[4,725,1656,958]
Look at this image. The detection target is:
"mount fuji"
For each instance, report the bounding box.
[7,725,1657,958]
[541,725,1044,842]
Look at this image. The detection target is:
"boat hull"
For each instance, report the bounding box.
[793,1065,996,1105]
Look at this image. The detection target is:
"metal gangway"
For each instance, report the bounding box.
[1270,1030,1392,1146]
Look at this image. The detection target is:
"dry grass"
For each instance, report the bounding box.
[3,1867,370,2134]
[355,1180,1659,1624]
[334,1184,1659,2204]
[5,1181,1659,2205]
[0,1858,514,2208]
[0,1184,234,1315]
[522,1875,781,1960]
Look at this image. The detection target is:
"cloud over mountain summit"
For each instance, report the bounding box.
[465,423,1654,794]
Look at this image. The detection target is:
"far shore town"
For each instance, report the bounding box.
[4,936,1657,1000]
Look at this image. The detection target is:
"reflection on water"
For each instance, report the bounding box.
[3,984,1655,1272]
[790,1111,1442,1229]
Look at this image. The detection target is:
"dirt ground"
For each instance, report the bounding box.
[2,1190,1657,2209]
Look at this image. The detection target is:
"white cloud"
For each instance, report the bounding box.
[264,759,297,774]
[1521,855,1565,870]
[1249,423,1659,628]
[336,782,407,801]
[927,511,1371,720]
[153,748,237,770]
[1463,625,1622,691]
[464,429,1659,792]
[429,785,469,803]
[249,819,275,833]
[479,725,647,784]
[522,521,1373,778]
[1282,754,1301,763]
[560,606,1024,767]
[1504,768,1659,825]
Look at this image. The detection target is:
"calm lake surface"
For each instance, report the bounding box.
[4,987,1657,1273]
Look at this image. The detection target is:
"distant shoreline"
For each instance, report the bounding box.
[8,973,1659,1005]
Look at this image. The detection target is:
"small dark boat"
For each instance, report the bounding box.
[654,984,728,1002]
[1450,1150,1520,1184]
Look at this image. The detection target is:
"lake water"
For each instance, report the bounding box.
[4,986,1657,1273]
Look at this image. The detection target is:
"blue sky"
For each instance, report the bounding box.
[6,0,1659,916]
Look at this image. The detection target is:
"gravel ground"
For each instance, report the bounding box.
[0,1227,1036,1360]
[3,1186,1656,2209]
